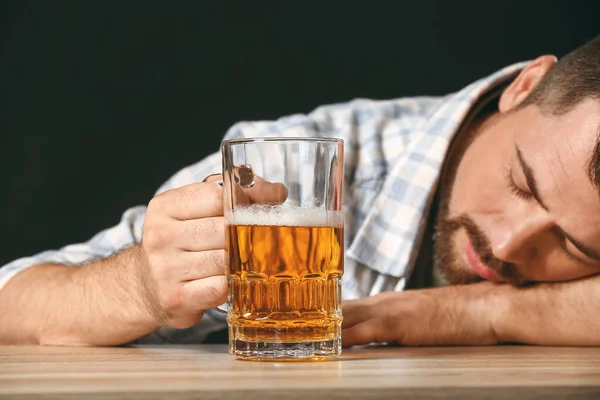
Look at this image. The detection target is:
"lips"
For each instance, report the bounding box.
[465,235,506,283]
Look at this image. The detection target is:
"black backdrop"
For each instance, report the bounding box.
[1,1,598,266]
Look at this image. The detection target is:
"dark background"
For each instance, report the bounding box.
[0,0,598,266]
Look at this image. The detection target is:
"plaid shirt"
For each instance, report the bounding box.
[0,61,527,343]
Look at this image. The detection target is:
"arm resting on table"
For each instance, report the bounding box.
[0,245,160,346]
[492,275,600,346]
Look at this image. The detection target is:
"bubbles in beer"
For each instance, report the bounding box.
[227,204,344,227]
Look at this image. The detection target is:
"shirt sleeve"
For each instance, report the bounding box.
[0,205,146,289]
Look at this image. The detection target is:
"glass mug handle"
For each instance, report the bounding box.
[213,164,256,314]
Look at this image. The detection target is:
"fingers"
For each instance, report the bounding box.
[342,292,407,347]
[341,301,374,329]
[177,250,225,281]
[146,249,225,285]
[223,173,288,207]
[176,217,225,251]
[149,182,223,220]
[183,275,228,312]
[341,294,388,329]
[245,176,288,204]
[149,172,289,222]
[342,318,390,348]
[150,174,288,223]
[142,216,225,253]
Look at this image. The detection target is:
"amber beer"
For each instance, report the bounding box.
[226,205,344,358]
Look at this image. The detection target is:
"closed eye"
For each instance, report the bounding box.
[514,144,600,265]
[505,167,533,200]
[506,166,587,263]
[557,231,584,263]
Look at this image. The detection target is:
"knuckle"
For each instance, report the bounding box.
[148,192,168,212]
[194,280,227,309]
[204,286,222,304]
[204,284,226,305]
[143,228,168,250]
[160,289,183,312]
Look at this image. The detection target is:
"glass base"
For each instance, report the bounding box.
[230,338,342,361]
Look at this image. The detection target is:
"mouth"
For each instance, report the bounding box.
[465,235,506,283]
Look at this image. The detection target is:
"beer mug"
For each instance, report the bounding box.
[221,137,344,360]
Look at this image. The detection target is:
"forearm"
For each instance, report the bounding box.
[0,245,161,346]
[490,276,600,346]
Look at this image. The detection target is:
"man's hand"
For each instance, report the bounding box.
[139,175,287,329]
[342,284,501,347]
[343,275,600,347]
[140,178,229,329]
[0,174,286,346]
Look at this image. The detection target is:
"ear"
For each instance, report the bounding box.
[498,55,557,113]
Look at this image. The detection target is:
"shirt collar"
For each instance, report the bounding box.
[346,61,530,280]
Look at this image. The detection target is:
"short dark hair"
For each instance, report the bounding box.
[519,35,600,116]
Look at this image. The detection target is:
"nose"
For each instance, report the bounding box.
[487,207,554,265]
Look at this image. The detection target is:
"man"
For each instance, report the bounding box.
[1,36,599,347]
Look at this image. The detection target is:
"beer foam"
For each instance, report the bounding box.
[227,205,344,227]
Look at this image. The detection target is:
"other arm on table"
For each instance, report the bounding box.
[342,275,600,347]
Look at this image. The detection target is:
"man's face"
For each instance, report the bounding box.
[436,90,600,285]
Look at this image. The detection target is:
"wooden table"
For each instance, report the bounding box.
[1,345,599,399]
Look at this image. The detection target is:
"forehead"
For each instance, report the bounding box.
[519,99,600,241]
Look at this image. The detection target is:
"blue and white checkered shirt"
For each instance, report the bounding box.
[0,61,527,343]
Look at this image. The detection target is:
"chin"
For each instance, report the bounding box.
[435,228,483,285]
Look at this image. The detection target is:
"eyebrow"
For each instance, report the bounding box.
[516,146,600,263]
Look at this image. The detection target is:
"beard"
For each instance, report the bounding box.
[431,109,525,286]
[433,212,525,286]
[433,212,482,285]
